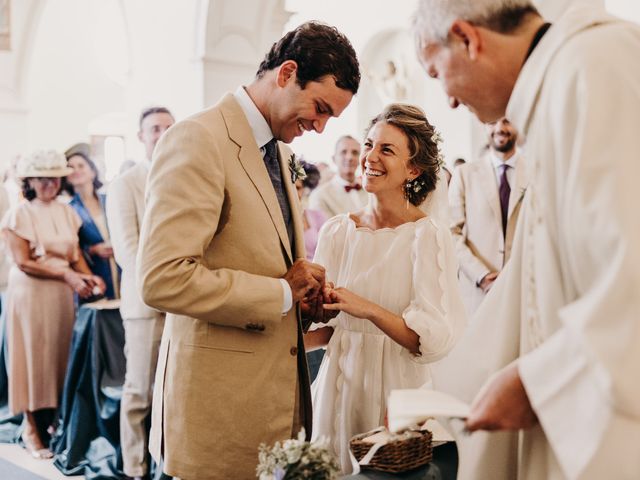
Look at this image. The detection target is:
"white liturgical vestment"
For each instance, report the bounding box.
[431,6,640,480]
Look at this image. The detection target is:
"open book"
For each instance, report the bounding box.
[387,389,470,434]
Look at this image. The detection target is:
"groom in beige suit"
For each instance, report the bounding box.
[137,22,360,479]
[448,118,527,315]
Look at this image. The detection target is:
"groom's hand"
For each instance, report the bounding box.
[283,259,325,303]
[301,282,339,324]
[301,292,323,322]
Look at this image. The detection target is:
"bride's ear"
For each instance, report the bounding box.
[406,166,422,181]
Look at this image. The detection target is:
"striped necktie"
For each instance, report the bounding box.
[263,139,294,249]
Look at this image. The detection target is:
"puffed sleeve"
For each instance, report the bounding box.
[312,214,349,284]
[3,204,36,245]
[310,214,349,329]
[402,218,467,364]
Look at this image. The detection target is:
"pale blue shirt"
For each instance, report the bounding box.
[490,150,520,187]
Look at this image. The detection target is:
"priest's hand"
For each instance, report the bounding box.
[479,271,499,293]
[466,362,538,431]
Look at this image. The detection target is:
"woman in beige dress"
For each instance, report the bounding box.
[3,150,105,458]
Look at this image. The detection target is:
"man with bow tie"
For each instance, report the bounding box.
[309,135,368,218]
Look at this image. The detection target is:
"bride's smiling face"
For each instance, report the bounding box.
[361,122,419,196]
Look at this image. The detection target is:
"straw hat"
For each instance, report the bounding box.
[17,150,73,178]
[64,142,91,160]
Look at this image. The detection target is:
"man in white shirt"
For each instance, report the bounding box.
[449,118,527,314]
[106,106,174,480]
[308,135,368,218]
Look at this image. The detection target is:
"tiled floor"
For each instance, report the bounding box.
[0,443,82,479]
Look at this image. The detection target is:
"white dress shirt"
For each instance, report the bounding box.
[233,86,293,314]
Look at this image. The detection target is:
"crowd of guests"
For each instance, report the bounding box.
[1,104,463,476]
[1,1,639,479]
[0,106,175,477]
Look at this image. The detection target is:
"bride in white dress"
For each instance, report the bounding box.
[306,103,466,473]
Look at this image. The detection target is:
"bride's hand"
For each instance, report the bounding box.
[322,281,335,303]
[323,287,375,320]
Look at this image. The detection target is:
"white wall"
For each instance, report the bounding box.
[284,0,474,167]
[25,0,126,153]
[201,0,292,109]
[120,0,203,161]
[606,0,640,23]
[0,0,41,167]
[533,0,604,20]
[0,0,204,172]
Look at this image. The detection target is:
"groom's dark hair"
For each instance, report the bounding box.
[256,22,360,94]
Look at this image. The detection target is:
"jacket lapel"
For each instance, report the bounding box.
[219,94,293,263]
[135,162,149,204]
[507,158,528,220]
[478,155,502,229]
[277,143,305,261]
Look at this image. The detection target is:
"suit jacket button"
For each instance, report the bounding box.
[290,346,298,356]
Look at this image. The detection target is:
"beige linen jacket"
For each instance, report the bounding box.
[106,161,153,319]
[137,94,310,480]
[448,154,527,314]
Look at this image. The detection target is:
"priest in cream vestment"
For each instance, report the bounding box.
[414,2,640,479]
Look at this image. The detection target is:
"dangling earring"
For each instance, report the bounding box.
[404,179,411,209]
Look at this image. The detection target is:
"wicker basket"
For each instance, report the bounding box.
[349,428,433,473]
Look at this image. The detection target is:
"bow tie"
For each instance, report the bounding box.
[344,184,362,193]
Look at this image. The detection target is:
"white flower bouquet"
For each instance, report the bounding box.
[256,428,340,480]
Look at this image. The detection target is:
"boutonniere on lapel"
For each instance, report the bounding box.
[288,153,307,183]
[519,186,528,198]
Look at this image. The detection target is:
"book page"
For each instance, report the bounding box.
[387,388,470,433]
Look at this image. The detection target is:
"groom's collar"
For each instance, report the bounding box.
[233,86,274,149]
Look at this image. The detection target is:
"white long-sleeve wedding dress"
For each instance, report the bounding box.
[310,213,465,473]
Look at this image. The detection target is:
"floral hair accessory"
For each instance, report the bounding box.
[430,130,445,166]
[288,153,307,183]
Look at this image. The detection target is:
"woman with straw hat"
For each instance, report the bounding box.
[2,150,105,458]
